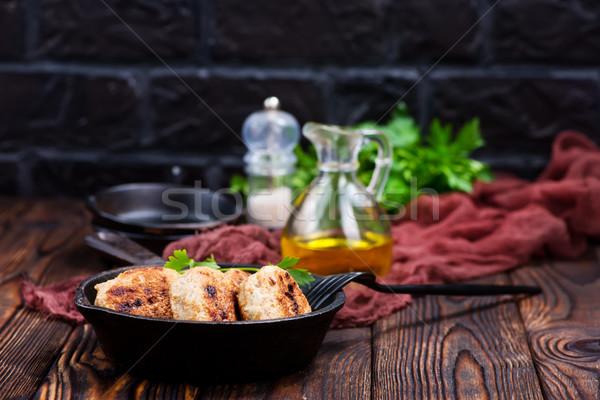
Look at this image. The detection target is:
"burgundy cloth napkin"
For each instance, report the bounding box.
[163,131,600,327]
[21,275,86,324]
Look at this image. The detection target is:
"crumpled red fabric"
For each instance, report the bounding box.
[164,131,600,328]
[21,275,86,324]
[163,225,283,266]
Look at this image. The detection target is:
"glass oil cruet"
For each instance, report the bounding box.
[242,97,300,229]
[281,122,394,276]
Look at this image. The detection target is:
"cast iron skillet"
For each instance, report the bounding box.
[74,264,346,383]
[87,183,243,235]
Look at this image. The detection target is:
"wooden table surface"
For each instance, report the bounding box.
[0,197,599,399]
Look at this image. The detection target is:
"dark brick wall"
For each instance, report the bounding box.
[1,0,599,197]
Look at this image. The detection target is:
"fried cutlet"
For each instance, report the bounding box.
[237,265,311,321]
[94,266,179,319]
[170,267,237,322]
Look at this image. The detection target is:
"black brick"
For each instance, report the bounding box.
[331,76,419,125]
[36,0,196,62]
[394,0,482,62]
[493,0,600,62]
[0,72,141,151]
[0,0,22,58]
[150,75,325,153]
[431,77,600,162]
[212,0,389,64]
[478,154,549,181]
[29,156,227,197]
[30,158,164,197]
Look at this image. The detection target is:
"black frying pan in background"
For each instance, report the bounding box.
[87,183,243,235]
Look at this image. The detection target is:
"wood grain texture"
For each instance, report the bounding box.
[0,198,107,399]
[201,327,371,399]
[0,309,73,400]
[510,250,600,400]
[34,324,202,400]
[372,274,543,399]
[0,199,105,331]
[0,199,94,285]
[0,199,45,284]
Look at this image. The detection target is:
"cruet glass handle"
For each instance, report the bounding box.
[360,129,392,201]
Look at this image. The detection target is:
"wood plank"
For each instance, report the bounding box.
[34,324,202,400]
[372,274,543,399]
[0,198,93,284]
[201,327,371,399]
[0,275,22,327]
[0,199,108,327]
[0,198,112,399]
[509,249,600,399]
[0,198,29,244]
[0,199,95,335]
[0,199,45,283]
[0,199,39,326]
[0,308,73,400]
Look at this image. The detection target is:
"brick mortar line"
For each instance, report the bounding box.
[0,62,598,80]
[0,153,20,162]
[429,67,600,80]
[1,148,555,167]
[6,148,244,166]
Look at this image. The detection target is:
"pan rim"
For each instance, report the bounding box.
[87,182,243,232]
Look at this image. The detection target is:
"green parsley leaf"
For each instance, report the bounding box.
[164,249,195,274]
[276,257,314,286]
[276,256,299,269]
[286,267,313,287]
[229,173,249,197]
[195,253,221,269]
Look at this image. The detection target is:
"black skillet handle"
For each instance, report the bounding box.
[85,232,165,266]
[371,282,542,295]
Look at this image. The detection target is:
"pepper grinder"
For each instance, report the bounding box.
[242,97,300,229]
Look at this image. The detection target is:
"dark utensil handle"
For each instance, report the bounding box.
[371,282,542,296]
[85,232,165,265]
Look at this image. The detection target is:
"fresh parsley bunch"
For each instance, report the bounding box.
[354,104,493,211]
[164,250,315,286]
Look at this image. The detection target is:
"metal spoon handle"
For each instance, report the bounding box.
[85,232,165,265]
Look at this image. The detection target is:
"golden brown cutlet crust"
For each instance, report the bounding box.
[223,269,251,287]
[223,269,251,320]
[238,265,311,321]
[170,267,238,321]
[94,267,178,319]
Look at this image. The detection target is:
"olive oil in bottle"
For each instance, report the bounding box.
[281,231,393,276]
[281,122,394,277]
